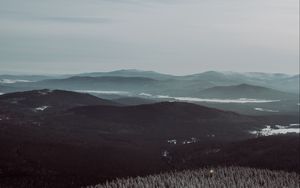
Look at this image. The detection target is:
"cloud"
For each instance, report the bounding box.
[0,10,112,24]
[41,16,112,24]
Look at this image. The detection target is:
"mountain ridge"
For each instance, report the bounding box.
[199,83,296,99]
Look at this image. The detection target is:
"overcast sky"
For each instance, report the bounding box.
[0,0,299,75]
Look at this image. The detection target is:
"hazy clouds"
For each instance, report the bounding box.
[0,0,299,74]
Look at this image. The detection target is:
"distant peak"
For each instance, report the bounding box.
[235,84,267,89]
[237,83,254,87]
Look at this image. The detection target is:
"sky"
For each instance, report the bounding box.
[0,0,299,75]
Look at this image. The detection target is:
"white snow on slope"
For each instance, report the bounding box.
[34,106,49,111]
[250,124,300,136]
[38,90,53,95]
[167,139,177,145]
[289,123,300,126]
[162,150,169,157]
[139,93,153,97]
[254,108,279,112]
[182,137,198,144]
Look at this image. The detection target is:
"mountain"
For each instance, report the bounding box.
[76,69,174,80]
[65,102,259,141]
[272,74,299,93]
[186,71,299,93]
[0,89,118,113]
[0,84,39,94]
[0,85,17,94]
[54,71,300,95]
[20,76,159,92]
[0,75,67,94]
[199,84,297,99]
[0,75,58,83]
[189,71,292,82]
[0,90,298,187]
[113,97,157,105]
[7,71,299,97]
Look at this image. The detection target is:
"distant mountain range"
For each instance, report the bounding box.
[38,76,158,92]
[76,69,173,80]
[0,74,56,82]
[76,70,300,93]
[1,70,298,94]
[199,84,297,99]
[1,70,298,117]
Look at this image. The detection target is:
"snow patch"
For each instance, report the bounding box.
[34,106,49,111]
[182,137,197,144]
[289,123,300,126]
[162,150,169,157]
[207,134,215,138]
[139,93,152,97]
[38,90,53,95]
[254,108,279,113]
[0,115,10,120]
[275,125,285,129]
[250,124,300,136]
[167,139,177,145]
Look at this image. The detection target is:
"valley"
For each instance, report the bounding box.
[0,76,299,187]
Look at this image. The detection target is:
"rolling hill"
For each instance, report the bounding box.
[0,89,118,113]
[66,102,259,140]
[199,84,296,99]
[112,97,157,105]
[0,90,298,187]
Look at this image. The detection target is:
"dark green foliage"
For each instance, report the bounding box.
[90,167,299,188]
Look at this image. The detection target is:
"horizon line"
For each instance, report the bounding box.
[0,68,298,76]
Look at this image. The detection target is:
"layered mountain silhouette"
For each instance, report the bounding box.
[3,70,299,95]
[77,69,173,80]
[22,76,158,92]
[199,84,297,99]
[113,97,157,105]
[0,71,299,188]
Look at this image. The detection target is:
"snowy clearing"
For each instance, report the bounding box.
[250,124,300,136]
[34,106,49,111]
